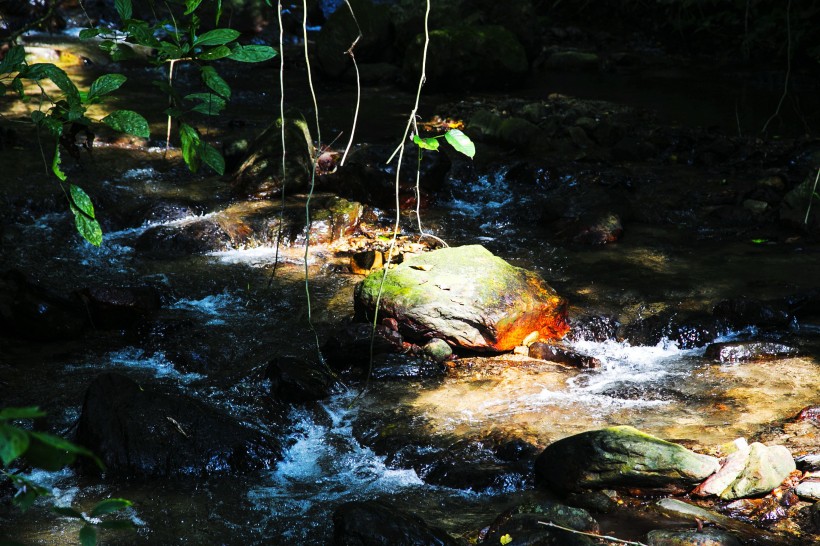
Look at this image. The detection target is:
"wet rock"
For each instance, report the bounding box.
[512,499,599,533]
[572,212,623,245]
[712,297,791,330]
[703,341,798,363]
[0,270,86,340]
[76,285,160,329]
[350,249,383,275]
[135,216,232,257]
[77,373,281,477]
[795,475,820,500]
[482,513,597,545]
[264,356,336,403]
[542,50,600,71]
[811,501,820,529]
[612,136,657,162]
[535,426,719,495]
[780,171,820,237]
[528,342,600,369]
[694,441,795,500]
[422,338,452,363]
[370,354,445,381]
[646,529,742,546]
[333,500,458,546]
[565,489,622,514]
[355,245,569,352]
[403,25,528,91]
[315,0,394,79]
[620,312,724,349]
[322,323,404,374]
[566,314,619,343]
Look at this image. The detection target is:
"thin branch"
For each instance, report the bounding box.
[414,147,447,247]
[339,0,362,166]
[538,521,648,546]
[761,0,791,134]
[270,0,287,281]
[804,168,820,225]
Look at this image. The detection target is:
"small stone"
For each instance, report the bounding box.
[513,345,529,356]
[423,338,453,363]
[795,476,820,500]
[743,199,769,214]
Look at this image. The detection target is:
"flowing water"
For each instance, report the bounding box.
[3,32,820,545]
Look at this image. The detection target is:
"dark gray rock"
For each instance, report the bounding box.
[647,528,742,546]
[332,500,458,546]
[77,373,280,477]
[76,285,160,329]
[704,341,798,363]
[0,270,87,340]
[264,356,336,403]
[528,342,601,369]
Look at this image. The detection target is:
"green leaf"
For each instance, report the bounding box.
[125,21,161,48]
[0,45,25,74]
[25,63,82,108]
[91,498,133,517]
[227,44,277,63]
[114,0,132,21]
[88,74,126,101]
[40,116,63,137]
[186,92,226,116]
[197,45,232,61]
[156,42,185,60]
[23,432,78,470]
[215,0,223,25]
[53,506,84,519]
[70,209,104,247]
[103,110,149,138]
[52,146,67,182]
[69,185,96,219]
[179,123,201,172]
[0,423,29,466]
[201,143,225,175]
[200,66,230,99]
[185,0,204,15]
[0,407,46,421]
[444,129,475,158]
[78,28,101,40]
[96,519,135,530]
[413,134,439,151]
[79,524,97,546]
[194,28,240,47]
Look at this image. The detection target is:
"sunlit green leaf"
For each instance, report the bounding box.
[444,129,475,158]
[186,92,226,116]
[200,66,230,99]
[115,0,132,21]
[52,146,67,182]
[179,123,201,172]
[201,143,225,175]
[103,110,149,139]
[90,498,133,517]
[194,28,240,47]
[78,28,101,40]
[197,45,232,61]
[68,185,96,219]
[70,209,104,248]
[0,407,46,421]
[185,0,204,15]
[227,44,277,63]
[88,74,126,101]
[79,524,97,546]
[0,45,25,74]
[413,134,439,151]
[53,506,84,519]
[0,423,29,466]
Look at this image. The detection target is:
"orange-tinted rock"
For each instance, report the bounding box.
[354,245,568,352]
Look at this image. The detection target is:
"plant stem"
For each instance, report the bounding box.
[340,0,362,166]
[538,521,648,546]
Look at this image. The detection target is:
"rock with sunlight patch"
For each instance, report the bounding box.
[535,426,720,495]
[77,372,281,477]
[693,441,795,500]
[354,245,569,352]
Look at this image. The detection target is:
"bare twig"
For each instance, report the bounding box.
[339,0,362,166]
[538,521,648,546]
[804,167,820,225]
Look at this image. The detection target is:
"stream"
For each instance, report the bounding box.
[3,27,820,545]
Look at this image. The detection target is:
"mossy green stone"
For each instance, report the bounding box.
[354,245,567,351]
[535,426,720,494]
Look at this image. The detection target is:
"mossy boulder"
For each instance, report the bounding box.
[535,426,720,495]
[403,25,528,91]
[354,245,568,352]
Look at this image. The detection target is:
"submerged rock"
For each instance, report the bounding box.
[646,528,741,546]
[534,426,719,495]
[76,285,160,329]
[332,500,458,546]
[0,270,87,340]
[703,341,798,363]
[77,373,280,477]
[355,245,569,352]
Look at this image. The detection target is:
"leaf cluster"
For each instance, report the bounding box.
[413,128,475,158]
[0,408,133,546]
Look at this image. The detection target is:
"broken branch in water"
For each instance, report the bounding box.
[537,521,649,546]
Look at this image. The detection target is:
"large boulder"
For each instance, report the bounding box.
[534,426,720,495]
[332,500,458,546]
[354,245,569,352]
[77,373,281,477]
